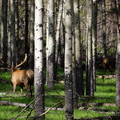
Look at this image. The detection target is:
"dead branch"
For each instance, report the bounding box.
[33,100,64,120]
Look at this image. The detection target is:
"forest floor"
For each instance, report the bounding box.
[0,70,120,120]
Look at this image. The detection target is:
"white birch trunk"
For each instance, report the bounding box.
[64,0,74,119]
[34,0,45,119]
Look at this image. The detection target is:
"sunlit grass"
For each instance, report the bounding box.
[0,70,119,119]
[0,106,23,120]
[74,109,113,119]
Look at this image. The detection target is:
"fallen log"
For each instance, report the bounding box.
[0,100,64,111]
[79,103,115,107]
[0,101,33,108]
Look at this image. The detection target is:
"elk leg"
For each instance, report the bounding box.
[29,85,32,96]
[13,84,16,93]
[20,87,23,94]
[24,82,31,97]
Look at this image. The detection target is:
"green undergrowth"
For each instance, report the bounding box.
[0,70,120,119]
[96,69,115,75]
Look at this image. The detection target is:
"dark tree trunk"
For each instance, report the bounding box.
[10,0,16,67]
[29,0,34,70]
[75,0,84,97]
[86,0,94,97]
[46,0,55,88]
[25,0,29,67]
[15,0,19,63]
[92,0,97,91]
[116,0,120,106]
[102,0,107,57]
[1,0,8,64]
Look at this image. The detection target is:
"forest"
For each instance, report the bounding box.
[0,0,120,120]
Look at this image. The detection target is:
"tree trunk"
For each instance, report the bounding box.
[46,0,55,88]
[64,0,74,119]
[15,0,19,63]
[74,0,84,97]
[25,0,29,67]
[1,0,8,64]
[55,0,62,65]
[58,3,65,68]
[116,0,120,106]
[86,0,94,96]
[10,0,16,67]
[102,0,107,57]
[92,0,97,91]
[34,0,45,119]
[72,9,77,107]
[29,0,34,70]
[7,0,11,65]
[111,0,117,41]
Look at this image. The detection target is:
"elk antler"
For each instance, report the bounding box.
[15,54,27,68]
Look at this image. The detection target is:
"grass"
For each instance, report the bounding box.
[74,109,114,119]
[0,69,120,120]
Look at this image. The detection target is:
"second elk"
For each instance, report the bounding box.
[10,54,34,97]
[102,57,112,73]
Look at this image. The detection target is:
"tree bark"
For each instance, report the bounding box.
[10,0,16,67]
[25,0,29,67]
[92,0,97,91]
[46,0,55,88]
[55,0,62,65]
[116,0,120,106]
[74,0,84,97]
[1,0,8,64]
[64,0,74,119]
[86,0,94,96]
[34,0,45,119]
[29,0,34,70]
[102,0,107,57]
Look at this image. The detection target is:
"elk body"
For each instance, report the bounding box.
[102,57,112,72]
[11,69,34,97]
[10,54,34,97]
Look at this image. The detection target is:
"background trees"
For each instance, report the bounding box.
[46,0,55,88]
[116,0,120,106]
[1,0,8,65]
[0,0,120,119]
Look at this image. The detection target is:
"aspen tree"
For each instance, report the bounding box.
[34,0,45,119]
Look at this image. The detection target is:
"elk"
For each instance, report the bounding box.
[102,57,112,72]
[9,54,34,97]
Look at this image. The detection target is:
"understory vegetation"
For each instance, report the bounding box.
[0,70,120,120]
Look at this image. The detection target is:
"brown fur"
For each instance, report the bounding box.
[102,58,112,72]
[11,69,34,97]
